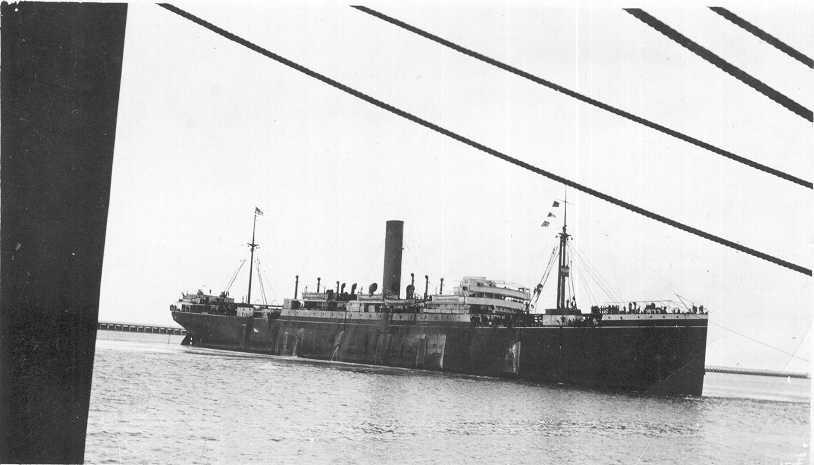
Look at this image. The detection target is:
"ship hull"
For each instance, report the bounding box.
[172,311,707,396]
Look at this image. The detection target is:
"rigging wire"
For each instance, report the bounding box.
[157,4,812,276]
[582,262,614,303]
[585,275,604,307]
[709,7,813,69]
[351,5,812,188]
[571,248,614,302]
[782,327,811,370]
[567,258,577,305]
[574,264,599,306]
[625,8,812,122]
[531,246,558,309]
[571,247,619,303]
[588,255,622,302]
[678,291,809,366]
[539,248,557,289]
[574,272,590,306]
[256,259,269,305]
[673,292,692,311]
[711,321,810,363]
[572,246,620,302]
[223,259,247,294]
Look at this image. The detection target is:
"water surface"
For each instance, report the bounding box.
[87,331,810,464]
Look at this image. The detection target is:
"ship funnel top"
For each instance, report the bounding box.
[382,220,404,299]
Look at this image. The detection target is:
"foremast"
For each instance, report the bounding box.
[246,207,263,304]
[554,199,570,312]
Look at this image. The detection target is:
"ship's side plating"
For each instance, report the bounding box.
[173,311,707,395]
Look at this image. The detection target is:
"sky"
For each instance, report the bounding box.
[98,1,812,372]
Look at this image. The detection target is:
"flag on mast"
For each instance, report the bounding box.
[255,207,264,216]
[547,212,556,218]
[541,221,550,227]
[552,201,560,207]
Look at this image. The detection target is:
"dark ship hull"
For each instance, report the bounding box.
[173,310,707,395]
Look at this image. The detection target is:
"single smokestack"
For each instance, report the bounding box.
[382,220,404,299]
[317,277,321,293]
[440,277,444,295]
[341,282,346,294]
[424,275,429,299]
[351,283,357,295]
[294,275,299,299]
[336,281,340,294]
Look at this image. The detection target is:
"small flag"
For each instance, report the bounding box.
[547,212,556,218]
[255,207,264,216]
[552,201,560,207]
[541,221,550,227]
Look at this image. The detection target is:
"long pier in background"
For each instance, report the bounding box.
[705,365,809,379]
[98,321,187,336]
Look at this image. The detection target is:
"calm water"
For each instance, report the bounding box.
[87,331,810,464]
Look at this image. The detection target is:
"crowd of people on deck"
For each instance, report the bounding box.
[470,314,515,328]
[472,313,599,328]
[591,302,705,315]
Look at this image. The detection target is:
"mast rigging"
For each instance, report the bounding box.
[246,207,263,304]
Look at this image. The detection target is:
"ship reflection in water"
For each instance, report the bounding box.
[86,332,809,465]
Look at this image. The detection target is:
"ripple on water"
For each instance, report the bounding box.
[85,332,810,465]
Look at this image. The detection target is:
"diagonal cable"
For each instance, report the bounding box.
[351,5,811,189]
[573,247,620,303]
[710,7,813,69]
[783,327,811,370]
[712,321,810,362]
[625,8,812,122]
[157,3,811,277]
[533,246,558,309]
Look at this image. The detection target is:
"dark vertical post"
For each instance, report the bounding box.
[0,3,127,463]
[424,275,429,299]
[294,275,299,299]
[440,278,444,294]
[317,277,321,293]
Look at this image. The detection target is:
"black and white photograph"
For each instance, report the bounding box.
[0,1,810,463]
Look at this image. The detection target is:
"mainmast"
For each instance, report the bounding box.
[554,194,570,311]
[246,207,262,304]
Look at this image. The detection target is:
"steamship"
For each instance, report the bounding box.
[171,209,708,395]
